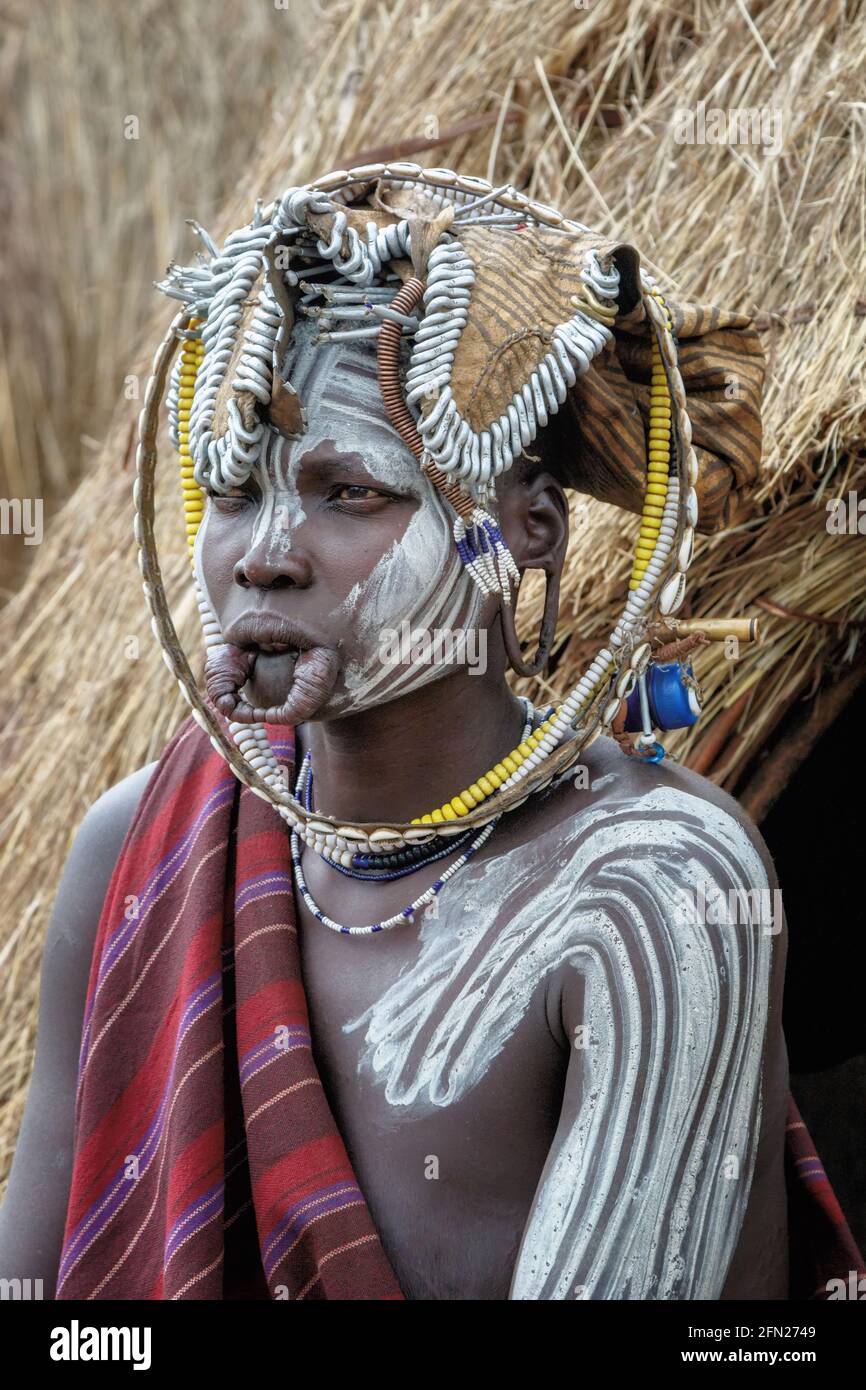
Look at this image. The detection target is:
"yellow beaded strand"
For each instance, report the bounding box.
[178,319,206,562]
[409,304,679,825]
[407,289,677,830]
[410,706,563,825]
[629,289,673,591]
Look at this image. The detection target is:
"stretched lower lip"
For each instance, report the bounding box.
[246,645,300,688]
[236,644,341,724]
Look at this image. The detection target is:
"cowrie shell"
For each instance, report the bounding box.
[347,163,386,179]
[616,669,637,699]
[677,526,695,571]
[659,571,687,615]
[602,696,622,725]
[313,169,350,190]
[631,642,652,673]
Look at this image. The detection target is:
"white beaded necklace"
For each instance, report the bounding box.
[290,699,535,936]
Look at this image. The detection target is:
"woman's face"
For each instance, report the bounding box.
[195,321,490,722]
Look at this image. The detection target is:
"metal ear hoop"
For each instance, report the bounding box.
[500,565,561,678]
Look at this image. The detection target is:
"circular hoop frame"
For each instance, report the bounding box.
[136,164,699,842]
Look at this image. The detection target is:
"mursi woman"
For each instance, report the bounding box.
[3,165,840,1300]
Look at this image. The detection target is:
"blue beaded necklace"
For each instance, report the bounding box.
[299,757,477,882]
[290,698,544,936]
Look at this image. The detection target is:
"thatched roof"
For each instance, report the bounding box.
[2,0,865,1176]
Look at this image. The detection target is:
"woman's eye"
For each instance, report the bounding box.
[332,485,382,501]
[327,483,397,507]
[208,489,252,511]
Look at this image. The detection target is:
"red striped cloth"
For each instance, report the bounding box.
[786,1093,866,1300]
[56,712,864,1299]
[56,715,404,1300]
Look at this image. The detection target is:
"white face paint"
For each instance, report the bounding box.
[331,474,489,713]
[341,784,774,1300]
[196,314,488,719]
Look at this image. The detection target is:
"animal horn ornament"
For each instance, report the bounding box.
[137,163,763,865]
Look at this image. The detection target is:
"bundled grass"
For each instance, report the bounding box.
[2,0,865,1181]
[0,0,300,600]
[510,0,866,799]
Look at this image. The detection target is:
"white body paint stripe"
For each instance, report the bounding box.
[342,785,774,1300]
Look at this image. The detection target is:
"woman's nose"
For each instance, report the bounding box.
[233,539,312,591]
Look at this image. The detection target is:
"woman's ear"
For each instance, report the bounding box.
[499,467,569,576]
[495,466,569,678]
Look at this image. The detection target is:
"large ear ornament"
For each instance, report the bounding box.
[500,564,562,679]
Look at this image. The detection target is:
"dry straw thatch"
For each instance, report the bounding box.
[0,0,299,601]
[1,0,865,1179]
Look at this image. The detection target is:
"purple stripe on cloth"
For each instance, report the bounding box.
[235,870,293,911]
[263,1181,365,1277]
[58,972,222,1286]
[77,779,236,1076]
[98,781,235,973]
[164,1180,225,1264]
[239,1027,311,1087]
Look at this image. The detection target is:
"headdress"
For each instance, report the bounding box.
[137,163,765,865]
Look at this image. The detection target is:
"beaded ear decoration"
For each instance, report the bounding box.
[137,163,759,868]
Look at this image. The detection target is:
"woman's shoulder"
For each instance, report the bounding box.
[83,761,160,842]
[552,734,778,874]
[54,762,160,952]
[0,758,161,1292]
